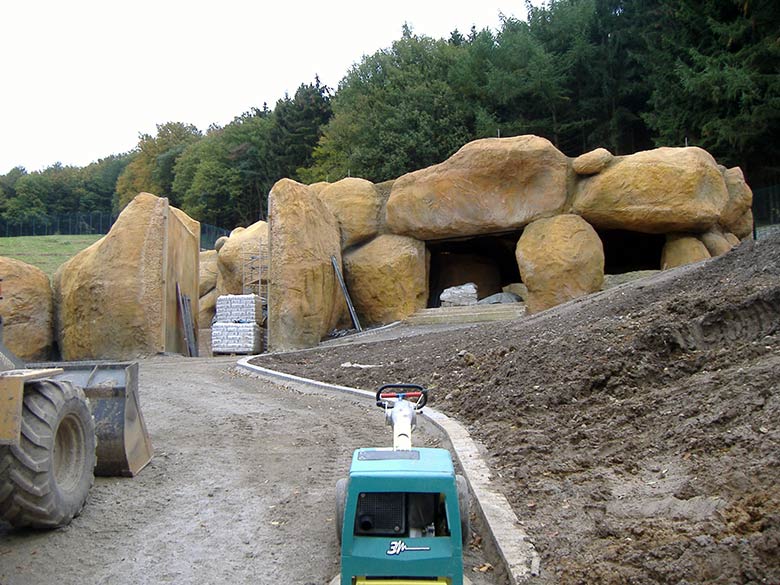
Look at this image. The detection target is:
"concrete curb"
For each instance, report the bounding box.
[237,357,541,583]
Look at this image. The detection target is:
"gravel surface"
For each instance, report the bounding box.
[255,234,780,584]
[0,356,502,585]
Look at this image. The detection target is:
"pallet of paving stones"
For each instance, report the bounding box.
[215,294,263,324]
[211,322,263,354]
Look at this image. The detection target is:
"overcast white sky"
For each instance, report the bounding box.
[0,1,532,174]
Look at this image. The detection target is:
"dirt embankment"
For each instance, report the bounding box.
[255,234,780,584]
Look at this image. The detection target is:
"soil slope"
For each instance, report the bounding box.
[255,234,780,584]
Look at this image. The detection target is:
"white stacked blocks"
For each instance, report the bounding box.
[211,294,263,354]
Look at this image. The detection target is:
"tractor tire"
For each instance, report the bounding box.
[0,380,96,529]
[335,478,348,544]
[456,474,471,545]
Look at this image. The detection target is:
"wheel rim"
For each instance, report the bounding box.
[53,413,86,493]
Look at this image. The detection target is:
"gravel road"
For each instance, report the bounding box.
[0,356,502,585]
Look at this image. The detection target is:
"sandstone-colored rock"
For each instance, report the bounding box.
[503,282,528,300]
[268,179,347,350]
[216,220,269,295]
[317,178,381,248]
[661,234,711,270]
[198,287,218,327]
[724,232,741,247]
[573,148,614,175]
[729,208,754,239]
[720,167,753,231]
[516,215,604,314]
[308,181,330,197]
[343,235,428,325]
[700,227,733,258]
[386,135,568,240]
[0,257,53,360]
[573,147,729,233]
[214,235,228,252]
[54,193,200,360]
[199,250,219,297]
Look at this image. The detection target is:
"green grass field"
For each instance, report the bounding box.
[0,234,103,276]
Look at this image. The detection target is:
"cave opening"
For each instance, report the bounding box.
[597,229,665,274]
[426,232,523,307]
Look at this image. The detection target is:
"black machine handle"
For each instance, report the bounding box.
[376,384,428,410]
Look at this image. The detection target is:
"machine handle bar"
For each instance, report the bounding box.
[376,384,428,409]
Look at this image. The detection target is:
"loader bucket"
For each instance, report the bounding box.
[29,361,153,477]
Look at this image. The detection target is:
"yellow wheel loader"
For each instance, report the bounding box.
[0,316,153,529]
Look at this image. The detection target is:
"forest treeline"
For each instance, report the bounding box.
[1,0,777,230]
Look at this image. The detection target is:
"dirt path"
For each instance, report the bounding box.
[0,356,501,585]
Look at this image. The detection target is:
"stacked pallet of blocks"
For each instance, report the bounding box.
[211,294,264,354]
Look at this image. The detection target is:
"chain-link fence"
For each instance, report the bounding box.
[753,185,780,240]
[0,212,117,237]
[0,212,230,250]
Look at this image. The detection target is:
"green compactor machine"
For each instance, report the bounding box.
[334,384,471,585]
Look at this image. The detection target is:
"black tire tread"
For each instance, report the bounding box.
[0,380,96,529]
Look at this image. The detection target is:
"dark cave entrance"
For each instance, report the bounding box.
[597,229,665,273]
[426,233,522,307]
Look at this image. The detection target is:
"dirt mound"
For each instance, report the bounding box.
[254,234,780,584]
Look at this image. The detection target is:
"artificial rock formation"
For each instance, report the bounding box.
[572,148,614,175]
[216,220,269,295]
[700,227,734,258]
[516,215,605,314]
[268,179,347,351]
[720,167,753,235]
[198,249,219,326]
[199,250,219,297]
[343,235,428,325]
[573,147,729,233]
[0,257,53,360]
[318,178,381,249]
[267,136,755,350]
[661,234,712,270]
[386,135,568,240]
[54,193,200,360]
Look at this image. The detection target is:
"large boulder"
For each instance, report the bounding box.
[199,250,219,297]
[268,179,347,351]
[216,221,269,295]
[317,178,381,249]
[719,167,753,234]
[572,147,729,233]
[729,208,754,240]
[198,287,218,327]
[516,215,605,314]
[0,257,53,360]
[661,234,712,269]
[700,227,734,258]
[386,135,568,240]
[54,193,200,360]
[343,235,428,325]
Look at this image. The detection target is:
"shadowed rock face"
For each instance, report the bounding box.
[54,193,200,360]
[343,234,428,325]
[0,257,53,361]
[385,135,568,240]
[267,179,347,352]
